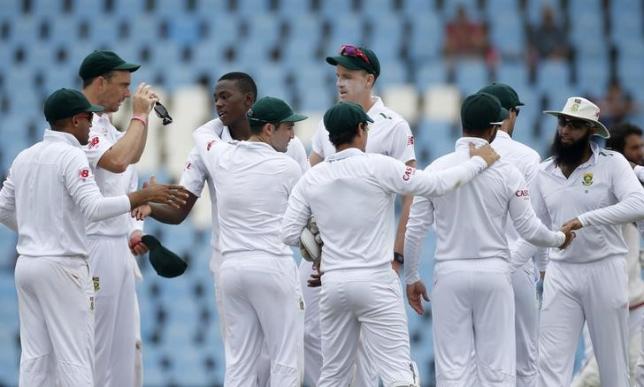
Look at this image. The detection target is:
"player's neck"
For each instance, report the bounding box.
[228,119,251,141]
[358,94,375,112]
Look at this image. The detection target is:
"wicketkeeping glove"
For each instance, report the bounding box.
[299,216,323,262]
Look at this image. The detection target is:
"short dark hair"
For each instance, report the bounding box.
[606,123,643,154]
[328,124,362,148]
[217,72,257,103]
[82,70,116,89]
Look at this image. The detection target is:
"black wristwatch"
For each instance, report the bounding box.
[393,252,404,264]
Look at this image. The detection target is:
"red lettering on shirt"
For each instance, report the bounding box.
[407,136,414,146]
[402,166,415,181]
[207,140,217,151]
[185,162,192,170]
[515,189,529,197]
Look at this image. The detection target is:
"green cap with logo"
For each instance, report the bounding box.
[478,82,524,109]
[461,92,509,131]
[79,50,141,81]
[326,45,381,78]
[323,101,374,138]
[247,96,307,124]
[44,88,104,122]
[141,235,188,278]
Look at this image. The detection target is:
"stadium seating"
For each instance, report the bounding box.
[0,0,642,385]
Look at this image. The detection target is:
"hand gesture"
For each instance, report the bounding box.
[406,281,430,315]
[469,143,500,167]
[131,83,159,115]
[131,204,151,221]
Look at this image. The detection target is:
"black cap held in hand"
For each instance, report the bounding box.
[142,235,187,278]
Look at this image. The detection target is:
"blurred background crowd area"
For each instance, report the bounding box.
[0,0,642,385]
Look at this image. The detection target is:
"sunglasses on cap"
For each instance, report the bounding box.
[340,45,371,65]
[558,116,592,130]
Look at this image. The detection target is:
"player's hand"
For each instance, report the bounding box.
[128,230,149,256]
[307,260,323,287]
[406,281,429,315]
[558,228,576,249]
[131,83,159,115]
[138,181,190,209]
[469,143,500,167]
[392,259,402,275]
[561,217,583,232]
[131,204,152,221]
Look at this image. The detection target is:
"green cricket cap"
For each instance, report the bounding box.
[323,101,374,138]
[478,82,524,109]
[142,235,188,278]
[326,45,381,78]
[461,92,509,131]
[44,88,104,122]
[247,96,307,124]
[79,50,141,81]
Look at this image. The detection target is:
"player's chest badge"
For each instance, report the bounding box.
[92,276,100,292]
[582,172,594,187]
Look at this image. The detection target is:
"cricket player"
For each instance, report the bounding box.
[0,89,187,387]
[304,44,416,386]
[404,92,573,387]
[79,50,159,387]
[479,82,542,387]
[512,97,644,386]
[190,96,306,386]
[281,101,500,387]
[140,73,307,382]
[571,123,644,387]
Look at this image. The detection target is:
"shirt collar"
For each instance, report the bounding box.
[43,129,82,148]
[240,141,275,151]
[545,142,601,174]
[366,96,384,116]
[455,136,489,152]
[494,130,511,141]
[327,147,365,162]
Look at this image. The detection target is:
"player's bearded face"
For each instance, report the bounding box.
[100,71,131,113]
[551,128,591,166]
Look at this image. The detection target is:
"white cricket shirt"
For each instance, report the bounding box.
[513,144,644,265]
[0,130,131,258]
[192,129,301,259]
[281,147,488,274]
[181,118,308,254]
[311,96,416,163]
[84,113,143,237]
[404,137,565,285]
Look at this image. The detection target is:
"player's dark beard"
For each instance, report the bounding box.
[551,130,592,166]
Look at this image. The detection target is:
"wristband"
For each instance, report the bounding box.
[393,252,404,264]
[131,114,147,126]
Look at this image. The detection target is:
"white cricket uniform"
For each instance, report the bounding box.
[512,144,644,387]
[491,130,542,387]
[570,222,644,387]
[404,137,566,387]
[84,113,144,387]
[281,147,487,387]
[0,129,133,387]
[304,96,415,386]
[179,119,308,373]
[191,127,304,387]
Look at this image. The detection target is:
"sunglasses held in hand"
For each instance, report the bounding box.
[154,102,173,126]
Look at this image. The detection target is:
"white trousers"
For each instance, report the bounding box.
[220,256,304,387]
[299,261,379,387]
[512,262,538,387]
[15,256,94,387]
[571,306,643,387]
[88,235,138,387]
[537,257,629,387]
[432,265,516,386]
[318,268,417,387]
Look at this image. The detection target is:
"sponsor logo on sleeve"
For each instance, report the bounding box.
[185,162,192,170]
[407,135,414,146]
[402,166,415,182]
[79,167,91,181]
[515,189,529,198]
[88,136,100,150]
[207,139,216,151]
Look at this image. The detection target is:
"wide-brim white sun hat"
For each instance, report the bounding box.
[543,96,610,139]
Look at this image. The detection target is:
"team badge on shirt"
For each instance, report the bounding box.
[582,172,594,186]
[92,276,100,292]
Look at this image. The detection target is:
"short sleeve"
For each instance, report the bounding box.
[388,120,416,163]
[179,147,208,197]
[84,129,113,170]
[311,120,328,158]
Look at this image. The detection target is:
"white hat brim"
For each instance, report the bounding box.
[543,111,610,139]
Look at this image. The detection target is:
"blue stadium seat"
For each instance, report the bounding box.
[86,16,121,47]
[409,11,443,61]
[167,15,203,45]
[361,0,396,20]
[368,15,403,64]
[401,0,434,15]
[319,0,354,19]
[246,14,281,47]
[415,60,447,90]
[442,0,482,21]
[489,9,524,58]
[577,58,609,98]
[254,64,288,99]
[537,59,569,92]
[455,59,490,95]
[376,60,407,88]
[495,62,529,89]
[326,14,365,52]
[278,0,312,17]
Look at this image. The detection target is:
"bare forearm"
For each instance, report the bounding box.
[98,121,147,172]
[394,194,413,254]
[148,194,196,224]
